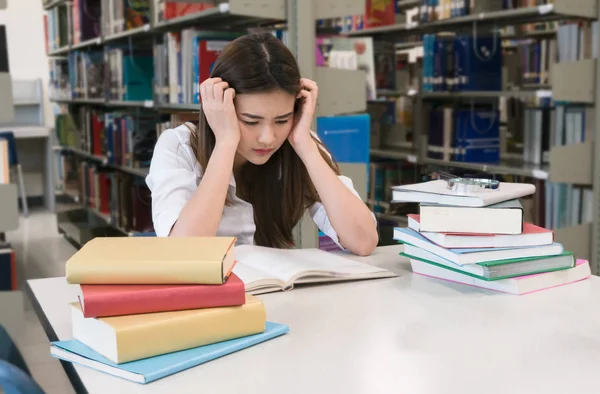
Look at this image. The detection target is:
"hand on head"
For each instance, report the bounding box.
[200,77,240,147]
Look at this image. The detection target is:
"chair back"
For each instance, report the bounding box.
[0,132,18,166]
[0,325,45,394]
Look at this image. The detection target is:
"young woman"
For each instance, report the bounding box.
[146,33,378,256]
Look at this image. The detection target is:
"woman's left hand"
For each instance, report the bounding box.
[288,78,319,159]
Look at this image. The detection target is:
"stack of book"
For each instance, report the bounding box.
[392,180,591,295]
[50,237,290,384]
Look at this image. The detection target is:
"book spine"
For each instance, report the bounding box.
[82,280,246,318]
[73,296,267,364]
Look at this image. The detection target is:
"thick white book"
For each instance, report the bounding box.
[394,227,564,266]
[417,199,524,234]
[408,214,554,248]
[392,180,536,207]
[232,245,398,294]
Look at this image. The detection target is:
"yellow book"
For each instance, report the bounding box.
[70,294,266,364]
[66,236,237,285]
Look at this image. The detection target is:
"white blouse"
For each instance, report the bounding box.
[145,123,368,248]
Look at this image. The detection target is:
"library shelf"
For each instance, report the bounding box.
[395,41,422,50]
[419,89,552,100]
[103,24,153,44]
[51,98,106,105]
[422,157,549,180]
[155,103,201,112]
[374,212,409,224]
[370,148,418,164]
[503,28,557,41]
[48,46,70,56]
[42,0,67,10]
[396,0,419,9]
[377,89,418,98]
[70,37,103,51]
[105,100,154,108]
[57,207,129,249]
[346,2,596,37]
[153,1,284,33]
[57,146,151,179]
[367,200,391,210]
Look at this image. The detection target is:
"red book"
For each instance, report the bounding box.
[164,2,215,20]
[364,0,396,29]
[78,274,246,318]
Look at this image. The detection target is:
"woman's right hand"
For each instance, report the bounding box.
[200,77,240,147]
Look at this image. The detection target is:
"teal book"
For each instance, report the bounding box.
[50,321,289,384]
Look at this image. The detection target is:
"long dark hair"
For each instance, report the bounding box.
[189,33,340,248]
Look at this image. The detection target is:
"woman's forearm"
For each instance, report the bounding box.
[300,144,378,256]
[169,141,237,237]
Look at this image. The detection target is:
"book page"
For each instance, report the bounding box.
[234,245,393,286]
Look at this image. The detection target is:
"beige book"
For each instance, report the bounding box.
[71,294,266,364]
[66,237,236,285]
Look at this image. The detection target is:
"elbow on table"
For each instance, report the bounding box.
[349,229,379,257]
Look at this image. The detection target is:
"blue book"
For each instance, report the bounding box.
[393,227,564,266]
[454,108,500,163]
[316,114,370,165]
[50,322,289,384]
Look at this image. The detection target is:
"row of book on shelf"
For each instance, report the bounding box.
[44,0,218,53]
[51,237,395,383]
[421,20,597,93]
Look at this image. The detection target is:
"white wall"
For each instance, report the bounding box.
[0,0,54,128]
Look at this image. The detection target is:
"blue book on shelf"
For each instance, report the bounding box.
[123,56,154,101]
[460,35,502,91]
[50,322,289,384]
[455,108,500,163]
[316,114,370,165]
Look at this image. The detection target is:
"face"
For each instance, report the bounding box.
[233,90,296,167]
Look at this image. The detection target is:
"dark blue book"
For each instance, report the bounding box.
[455,108,500,163]
[51,322,289,384]
[460,35,502,91]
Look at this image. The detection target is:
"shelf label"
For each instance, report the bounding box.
[532,169,548,180]
[143,24,151,32]
[407,155,417,163]
[538,4,553,14]
[143,100,154,108]
[408,88,418,96]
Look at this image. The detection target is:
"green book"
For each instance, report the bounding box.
[402,250,575,281]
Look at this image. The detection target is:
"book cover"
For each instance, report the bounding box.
[394,227,564,266]
[51,321,289,384]
[365,0,396,28]
[411,258,590,295]
[72,294,266,364]
[392,179,536,207]
[79,273,246,318]
[65,237,237,285]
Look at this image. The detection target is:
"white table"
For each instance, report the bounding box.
[27,245,600,394]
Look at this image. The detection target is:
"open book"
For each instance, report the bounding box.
[232,245,398,294]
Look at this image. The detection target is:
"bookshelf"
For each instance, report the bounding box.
[356,0,600,273]
[45,0,368,249]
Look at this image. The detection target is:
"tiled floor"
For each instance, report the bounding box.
[6,208,78,394]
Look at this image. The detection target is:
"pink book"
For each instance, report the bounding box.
[411,258,591,295]
[78,274,246,318]
[408,214,554,248]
